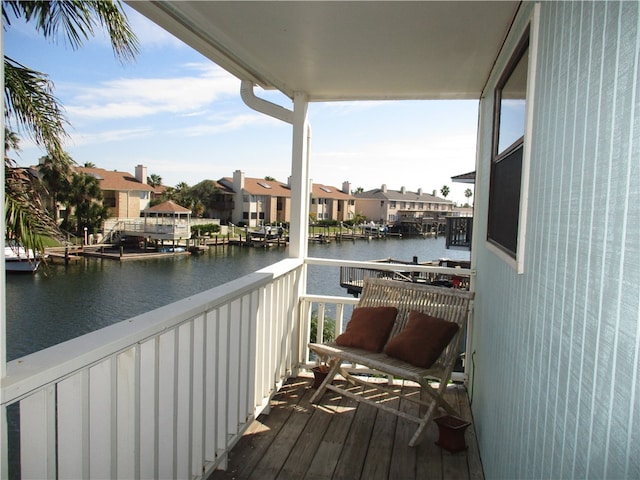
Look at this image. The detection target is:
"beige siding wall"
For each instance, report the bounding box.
[114,191,142,218]
[355,198,384,222]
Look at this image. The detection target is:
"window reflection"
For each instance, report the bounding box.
[497,49,528,154]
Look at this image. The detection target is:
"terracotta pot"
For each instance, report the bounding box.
[311,366,328,388]
[434,414,471,453]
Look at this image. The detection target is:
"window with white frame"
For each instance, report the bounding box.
[487,29,529,259]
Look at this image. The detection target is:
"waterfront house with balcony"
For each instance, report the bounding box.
[218,171,356,227]
[218,170,292,228]
[2,2,638,479]
[355,185,454,234]
[310,181,356,223]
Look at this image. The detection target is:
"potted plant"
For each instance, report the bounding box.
[311,362,330,388]
[434,414,471,453]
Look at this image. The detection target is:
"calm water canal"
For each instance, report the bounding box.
[5,236,469,362]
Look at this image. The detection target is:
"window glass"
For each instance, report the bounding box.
[497,49,528,154]
[488,32,529,258]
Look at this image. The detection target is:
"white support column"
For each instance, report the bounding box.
[289,92,310,259]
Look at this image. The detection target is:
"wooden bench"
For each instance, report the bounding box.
[308,277,474,447]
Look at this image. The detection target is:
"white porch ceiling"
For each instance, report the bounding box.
[128,1,520,101]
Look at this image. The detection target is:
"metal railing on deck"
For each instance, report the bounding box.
[1,258,304,480]
[446,216,473,249]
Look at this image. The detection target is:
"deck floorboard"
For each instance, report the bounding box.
[209,375,483,480]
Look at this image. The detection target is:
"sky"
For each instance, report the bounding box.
[4,4,478,205]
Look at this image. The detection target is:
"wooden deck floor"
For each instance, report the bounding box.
[209,374,483,480]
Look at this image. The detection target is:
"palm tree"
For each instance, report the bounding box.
[4,0,138,252]
[60,172,105,235]
[352,212,366,226]
[38,153,73,222]
[172,182,193,208]
[190,179,219,217]
[5,130,62,248]
[440,185,450,198]
[464,188,473,205]
[147,173,163,187]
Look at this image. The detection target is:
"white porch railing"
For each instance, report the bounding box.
[1,257,473,480]
[121,221,191,237]
[1,258,305,480]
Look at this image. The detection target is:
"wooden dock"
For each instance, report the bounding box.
[45,246,85,264]
[208,374,483,480]
[82,249,191,261]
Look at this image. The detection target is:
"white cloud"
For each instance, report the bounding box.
[68,128,154,147]
[64,64,239,120]
[176,113,282,137]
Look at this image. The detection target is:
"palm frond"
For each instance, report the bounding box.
[4,57,68,156]
[5,160,64,254]
[3,0,139,63]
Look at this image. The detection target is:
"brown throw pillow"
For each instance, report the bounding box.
[384,311,459,368]
[335,306,398,352]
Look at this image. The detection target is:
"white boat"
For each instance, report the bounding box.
[250,226,280,239]
[360,222,389,235]
[158,246,186,253]
[5,243,42,273]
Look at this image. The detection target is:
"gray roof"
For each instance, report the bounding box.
[451,171,476,184]
[355,187,453,204]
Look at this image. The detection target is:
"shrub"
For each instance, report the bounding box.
[316,219,340,227]
[310,311,335,343]
[192,223,220,237]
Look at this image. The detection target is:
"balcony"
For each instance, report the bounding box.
[1,258,475,479]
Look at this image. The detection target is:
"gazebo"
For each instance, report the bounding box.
[141,200,192,243]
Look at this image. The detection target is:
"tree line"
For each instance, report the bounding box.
[150,177,221,219]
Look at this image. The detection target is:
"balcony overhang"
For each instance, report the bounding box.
[127,1,520,101]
